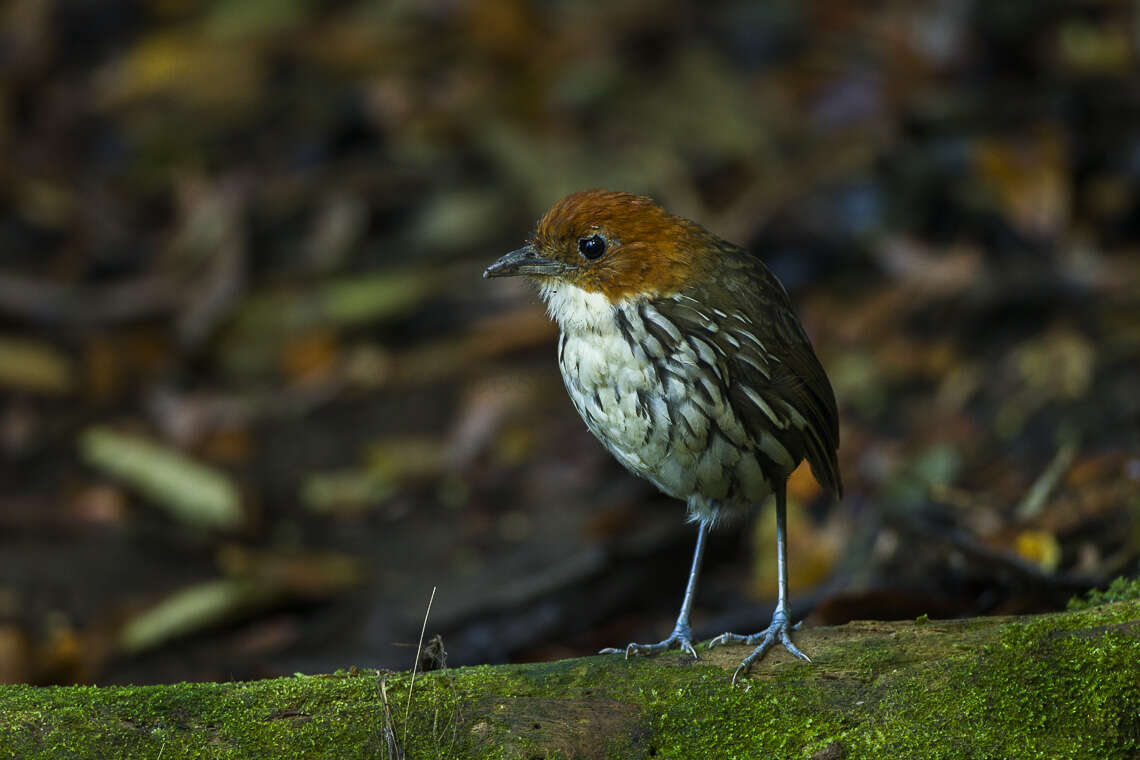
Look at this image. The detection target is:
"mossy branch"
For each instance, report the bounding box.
[2,599,1139,759]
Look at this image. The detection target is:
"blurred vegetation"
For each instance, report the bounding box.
[0,0,1138,686]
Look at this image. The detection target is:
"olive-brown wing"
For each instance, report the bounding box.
[656,246,842,499]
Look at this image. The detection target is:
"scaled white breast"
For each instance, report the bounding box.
[540,283,776,519]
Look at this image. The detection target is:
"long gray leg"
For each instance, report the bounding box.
[600,515,710,660]
[708,485,810,682]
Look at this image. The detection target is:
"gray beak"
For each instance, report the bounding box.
[483,245,575,279]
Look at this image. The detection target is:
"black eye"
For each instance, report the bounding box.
[578,234,606,260]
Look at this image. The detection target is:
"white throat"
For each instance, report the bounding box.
[539,281,618,334]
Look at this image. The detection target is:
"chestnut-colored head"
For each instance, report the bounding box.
[484,190,717,302]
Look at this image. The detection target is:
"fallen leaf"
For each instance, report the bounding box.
[79,426,244,530]
[119,579,277,654]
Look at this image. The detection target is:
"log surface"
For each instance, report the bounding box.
[2,598,1138,759]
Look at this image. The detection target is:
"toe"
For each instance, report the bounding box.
[598,635,697,659]
[708,632,744,649]
[779,632,810,662]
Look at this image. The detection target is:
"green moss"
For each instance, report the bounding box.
[1068,576,1140,610]
[0,674,391,759]
[2,602,1139,759]
[842,605,1140,759]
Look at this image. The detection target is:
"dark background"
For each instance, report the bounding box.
[1,0,1138,686]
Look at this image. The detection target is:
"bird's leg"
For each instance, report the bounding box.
[708,485,810,683]
[600,516,709,660]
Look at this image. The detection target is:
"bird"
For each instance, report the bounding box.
[483,189,841,680]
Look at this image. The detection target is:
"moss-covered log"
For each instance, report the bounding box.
[2,597,1139,759]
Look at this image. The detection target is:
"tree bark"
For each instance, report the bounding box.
[2,599,1138,759]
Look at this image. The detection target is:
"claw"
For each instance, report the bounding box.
[709,607,810,684]
[599,625,698,661]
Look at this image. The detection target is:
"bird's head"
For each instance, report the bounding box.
[484,190,716,304]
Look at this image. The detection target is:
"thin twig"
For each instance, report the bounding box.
[377,674,403,760]
[403,585,437,749]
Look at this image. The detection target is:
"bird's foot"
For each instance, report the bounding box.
[708,607,809,684]
[599,622,697,660]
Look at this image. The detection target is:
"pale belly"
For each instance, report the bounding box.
[557,311,775,519]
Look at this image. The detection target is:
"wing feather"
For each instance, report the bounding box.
[652,243,842,498]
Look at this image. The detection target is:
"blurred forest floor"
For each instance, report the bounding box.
[0,0,1138,685]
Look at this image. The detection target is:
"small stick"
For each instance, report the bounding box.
[403,585,437,748]
[378,675,403,760]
